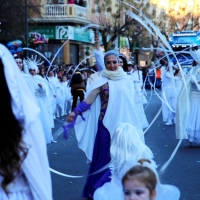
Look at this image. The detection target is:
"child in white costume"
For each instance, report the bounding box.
[94,123,180,200]
[122,160,180,200]
[0,44,52,199]
[55,76,65,117]
[94,123,153,200]
[61,75,72,114]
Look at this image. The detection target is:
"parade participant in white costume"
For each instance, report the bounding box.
[119,58,124,68]
[176,47,200,145]
[0,44,52,199]
[160,65,166,81]
[61,75,72,114]
[36,68,55,129]
[119,54,128,72]
[174,69,183,96]
[26,57,56,144]
[47,70,59,119]
[133,64,143,88]
[127,61,134,75]
[55,76,65,117]
[13,55,35,94]
[148,62,156,88]
[122,161,157,200]
[132,64,149,129]
[161,62,176,126]
[85,33,103,90]
[94,123,154,200]
[95,135,180,200]
[121,160,180,200]
[66,50,143,199]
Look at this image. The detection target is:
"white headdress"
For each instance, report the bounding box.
[25,55,44,72]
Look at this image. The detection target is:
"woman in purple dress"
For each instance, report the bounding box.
[67,50,144,199]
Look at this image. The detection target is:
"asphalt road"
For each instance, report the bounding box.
[48,90,200,200]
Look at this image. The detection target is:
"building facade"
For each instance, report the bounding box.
[30,0,97,65]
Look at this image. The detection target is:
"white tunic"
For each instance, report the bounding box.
[55,83,65,117]
[162,71,176,122]
[61,81,71,101]
[32,75,53,144]
[174,76,183,97]
[131,70,149,129]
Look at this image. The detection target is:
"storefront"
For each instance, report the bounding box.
[29,25,95,65]
[119,36,151,66]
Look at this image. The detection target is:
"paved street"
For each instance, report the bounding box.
[48,90,200,200]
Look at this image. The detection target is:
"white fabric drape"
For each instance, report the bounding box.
[74,75,144,162]
[0,44,52,200]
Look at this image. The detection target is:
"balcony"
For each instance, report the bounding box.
[34,4,91,24]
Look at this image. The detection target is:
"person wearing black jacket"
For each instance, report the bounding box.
[70,71,86,111]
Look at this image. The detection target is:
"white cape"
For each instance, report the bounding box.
[176,65,200,139]
[74,75,144,162]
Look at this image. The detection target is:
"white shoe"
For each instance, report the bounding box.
[52,140,57,143]
[165,121,173,126]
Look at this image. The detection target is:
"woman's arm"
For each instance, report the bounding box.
[95,32,100,50]
[67,87,100,122]
[93,33,105,71]
[85,87,100,104]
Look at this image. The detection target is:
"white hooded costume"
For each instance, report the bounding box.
[25,57,54,144]
[94,124,180,200]
[0,44,52,199]
[176,48,200,144]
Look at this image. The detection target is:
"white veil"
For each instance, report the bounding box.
[0,44,52,200]
[110,123,154,179]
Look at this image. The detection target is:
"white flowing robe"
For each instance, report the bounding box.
[176,65,200,141]
[132,70,149,129]
[74,75,144,162]
[55,83,65,117]
[32,75,53,144]
[162,71,176,122]
[0,43,52,200]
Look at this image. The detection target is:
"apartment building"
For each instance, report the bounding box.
[29,0,97,65]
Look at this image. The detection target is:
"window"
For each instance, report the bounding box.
[47,0,53,4]
[58,0,64,3]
